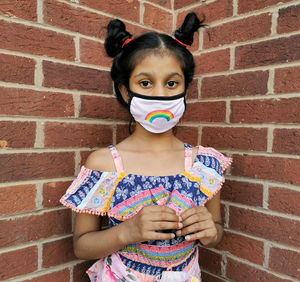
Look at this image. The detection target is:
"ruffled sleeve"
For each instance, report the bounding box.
[59,166,124,216]
[189,146,232,204]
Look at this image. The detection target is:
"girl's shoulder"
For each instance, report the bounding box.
[85,147,115,172]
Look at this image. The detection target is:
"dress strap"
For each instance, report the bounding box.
[184,143,193,171]
[108,145,125,173]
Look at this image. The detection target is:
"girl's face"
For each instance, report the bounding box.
[128,53,185,98]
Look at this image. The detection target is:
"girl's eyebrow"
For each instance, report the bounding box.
[133,72,183,78]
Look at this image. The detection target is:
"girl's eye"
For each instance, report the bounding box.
[140,81,151,87]
[167,81,178,88]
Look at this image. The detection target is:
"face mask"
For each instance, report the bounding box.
[127,89,186,134]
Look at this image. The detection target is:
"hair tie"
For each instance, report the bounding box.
[175,38,188,47]
[122,38,132,48]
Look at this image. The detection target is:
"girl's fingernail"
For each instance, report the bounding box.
[178,222,183,229]
[176,230,181,236]
[171,233,175,238]
[185,235,190,241]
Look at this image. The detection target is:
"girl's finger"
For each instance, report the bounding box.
[184,228,215,241]
[181,212,211,228]
[176,221,211,237]
[180,206,208,221]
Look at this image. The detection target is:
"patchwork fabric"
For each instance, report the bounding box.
[60,143,232,281]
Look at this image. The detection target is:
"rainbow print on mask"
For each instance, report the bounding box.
[145,110,174,123]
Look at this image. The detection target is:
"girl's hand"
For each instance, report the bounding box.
[176,206,218,246]
[120,205,181,245]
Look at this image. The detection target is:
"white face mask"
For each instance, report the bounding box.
[128,89,186,134]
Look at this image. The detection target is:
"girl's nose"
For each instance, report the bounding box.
[153,85,166,97]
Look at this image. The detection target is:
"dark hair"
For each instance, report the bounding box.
[104,13,206,107]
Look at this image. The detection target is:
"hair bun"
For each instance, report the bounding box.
[174,12,206,46]
[105,19,132,58]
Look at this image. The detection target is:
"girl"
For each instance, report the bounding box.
[60,13,232,281]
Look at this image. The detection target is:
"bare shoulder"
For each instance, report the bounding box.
[85,147,115,172]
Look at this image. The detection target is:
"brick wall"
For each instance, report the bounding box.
[0,0,299,281]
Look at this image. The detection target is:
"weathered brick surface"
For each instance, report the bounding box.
[230,98,300,124]
[0,246,38,280]
[22,269,70,282]
[80,151,92,167]
[144,4,173,33]
[273,128,300,154]
[195,49,230,75]
[0,20,75,60]
[231,154,300,185]
[201,71,268,98]
[44,122,113,148]
[274,66,300,94]
[80,0,140,22]
[200,272,224,282]
[235,34,300,69]
[198,248,222,275]
[0,53,35,85]
[174,0,199,9]
[201,127,268,151]
[226,257,291,281]
[148,0,172,9]
[73,261,96,282]
[0,184,36,215]
[217,231,264,265]
[269,247,300,279]
[43,181,72,208]
[183,101,226,122]
[0,0,37,21]
[238,0,294,14]
[0,209,71,248]
[222,180,263,206]
[229,206,300,247]
[116,124,132,144]
[0,121,36,148]
[0,152,74,182]
[186,79,198,100]
[269,187,300,216]
[278,4,300,34]
[0,87,74,117]
[43,237,76,268]
[43,61,113,94]
[175,126,199,146]
[204,13,271,49]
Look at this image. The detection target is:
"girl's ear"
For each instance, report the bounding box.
[118,84,130,103]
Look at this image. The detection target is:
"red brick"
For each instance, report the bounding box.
[80,150,91,166]
[80,39,113,67]
[0,121,36,149]
[0,152,74,182]
[231,154,300,185]
[0,209,71,248]
[235,34,300,69]
[204,13,271,49]
[186,79,198,100]
[230,98,300,124]
[200,272,224,282]
[269,247,300,279]
[273,128,300,154]
[0,87,74,117]
[0,184,36,215]
[198,247,222,275]
[202,127,267,151]
[116,124,132,144]
[202,71,268,98]
[80,96,130,120]
[43,61,113,94]
[0,20,75,60]
[195,49,230,75]
[44,0,111,39]
[0,0,37,21]
[44,122,113,148]
[175,126,198,146]
[217,231,264,265]
[227,257,291,282]
[43,181,72,208]
[143,4,173,33]
[278,5,300,34]
[0,246,38,280]
[43,237,76,267]
[178,0,233,24]
[23,269,70,282]
[184,101,226,122]
[80,0,139,22]
[222,180,263,206]
[0,53,35,85]
[174,0,201,9]
[238,0,294,14]
[229,206,300,247]
[269,187,300,216]
[73,261,96,282]
[274,66,300,94]
[148,0,172,9]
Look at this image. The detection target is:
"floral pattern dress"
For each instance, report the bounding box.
[60,144,232,281]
